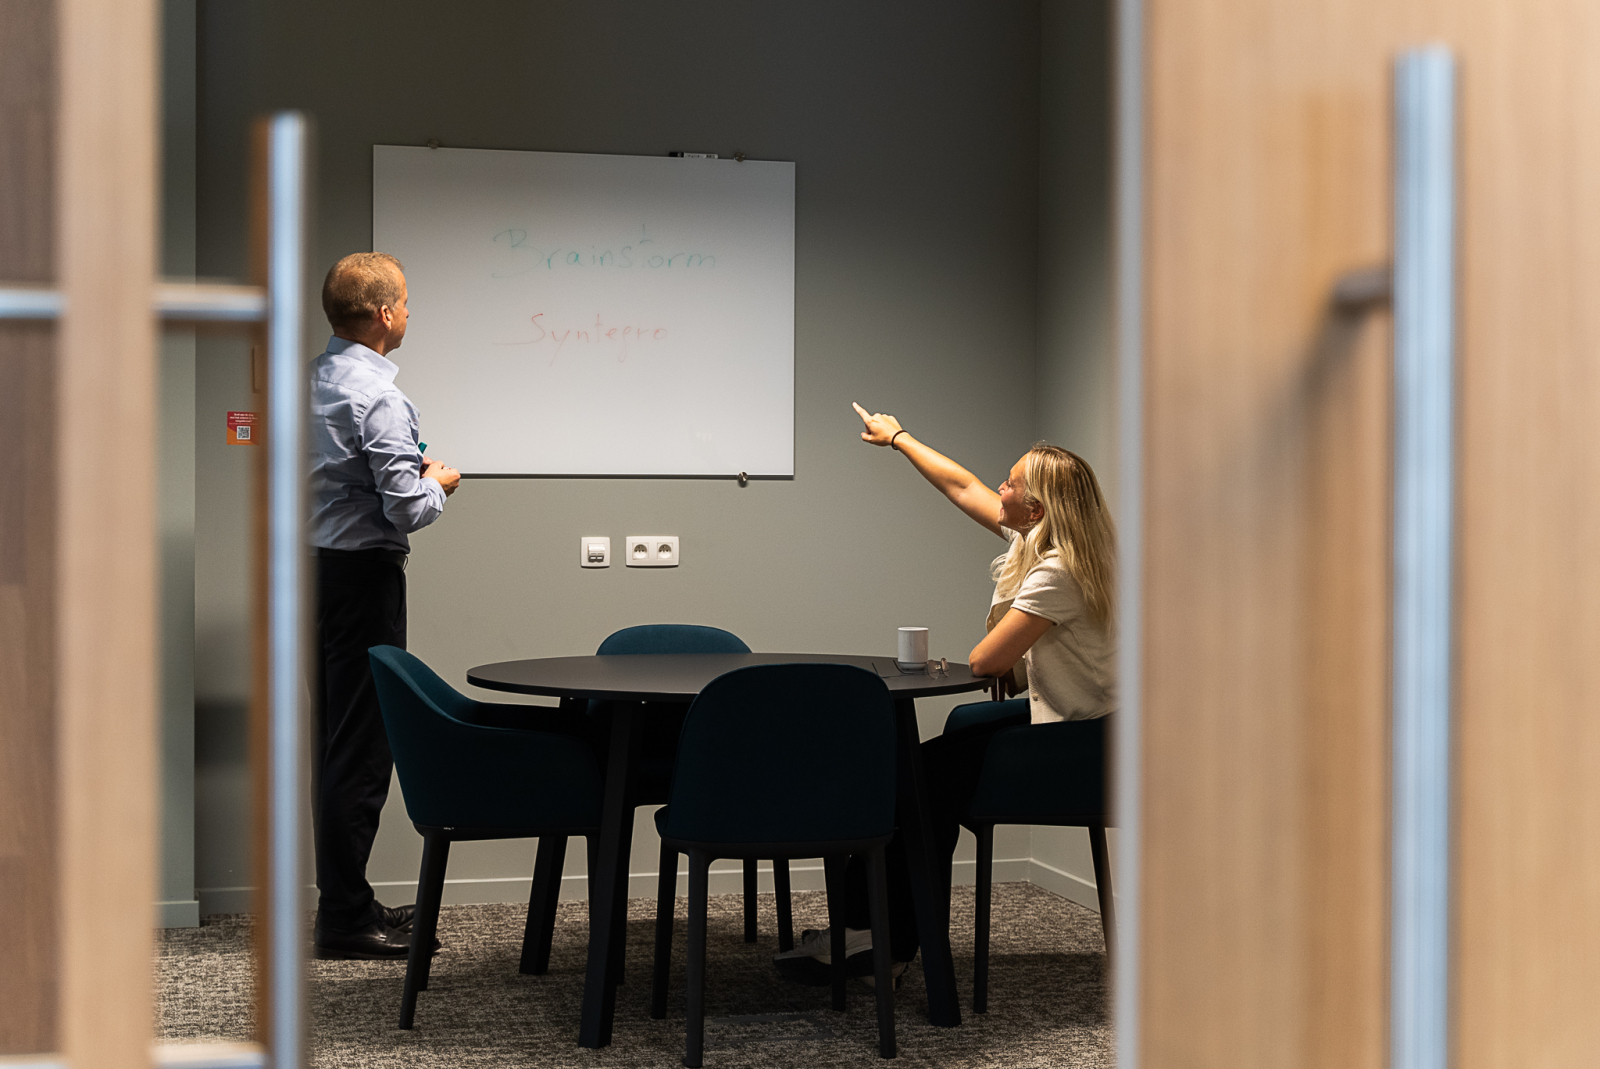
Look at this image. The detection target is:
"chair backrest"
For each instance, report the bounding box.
[369,645,602,831]
[590,624,751,725]
[596,623,751,656]
[660,663,897,846]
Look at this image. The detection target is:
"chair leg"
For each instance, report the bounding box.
[400,831,450,1029]
[973,823,994,1014]
[520,834,567,975]
[415,834,450,995]
[743,858,759,942]
[773,858,794,952]
[1089,823,1116,967]
[685,850,711,1069]
[651,839,678,1019]
[864,847,898,1059]
[823,854,847,1012]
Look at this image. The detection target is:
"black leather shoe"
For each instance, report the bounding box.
[379,903,416,932]
[314,922,411,961]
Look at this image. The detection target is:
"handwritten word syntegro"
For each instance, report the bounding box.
[498,313,670,365]
[490,225,716,278]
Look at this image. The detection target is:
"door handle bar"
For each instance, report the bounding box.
[1391,46,1456,1069]
[0,281,267,323]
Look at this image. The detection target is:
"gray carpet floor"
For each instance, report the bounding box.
[155,883,1110,1068]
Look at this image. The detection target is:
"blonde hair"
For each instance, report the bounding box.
[322,252,404,332]
[991,444,1116,630]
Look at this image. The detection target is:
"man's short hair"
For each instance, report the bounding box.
[322,252,405,332]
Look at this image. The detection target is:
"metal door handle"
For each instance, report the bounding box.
[1391,46,1456,1069]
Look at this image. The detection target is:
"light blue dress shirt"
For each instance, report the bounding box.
[307,336,446,553]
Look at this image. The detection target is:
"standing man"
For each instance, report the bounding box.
[308,252,460,959]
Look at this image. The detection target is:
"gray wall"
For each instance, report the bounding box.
[185,0,1113,914]
[192,334,256,907]
[1037,0,1116,503]
[158,0,200,928]
[1029,0,1118,899]
[189,0,261,907]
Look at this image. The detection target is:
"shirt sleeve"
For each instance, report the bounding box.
[1010,559,1080,626]
[358,390,446,535]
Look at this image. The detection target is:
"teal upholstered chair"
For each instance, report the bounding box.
[958,705,1114,1013]
[650,664,901,1066]
[596,623,749,657]
[369,646,604,1030]
[943,695,1030,736]
[592,624,796,950]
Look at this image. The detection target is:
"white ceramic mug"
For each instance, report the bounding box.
[897,627,929,668]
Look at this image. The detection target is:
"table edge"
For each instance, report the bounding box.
[464,654,993,703]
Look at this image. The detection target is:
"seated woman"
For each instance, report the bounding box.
[775,402,1116,983]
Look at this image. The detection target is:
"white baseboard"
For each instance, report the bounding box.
[382,855,1037,905]
[1026,857,1111,914]
[197,857,1040,917]
[157,899,201,928]
[195,858,1120,918]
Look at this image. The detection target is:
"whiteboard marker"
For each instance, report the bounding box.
[669,151,718,159]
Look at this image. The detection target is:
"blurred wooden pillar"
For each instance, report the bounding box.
[1138,1,1600,1066]
[1447,4,1600,1065]
[0,0,61,1053]
[1139,1,1393,1060]
[1,0,159,1059]
[55,0,160,1061]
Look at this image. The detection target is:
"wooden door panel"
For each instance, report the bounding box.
[1143,4,1396,1066]
[1142,2,1600,1066]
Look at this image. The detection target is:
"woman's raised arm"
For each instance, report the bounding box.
[852,402,1004,537]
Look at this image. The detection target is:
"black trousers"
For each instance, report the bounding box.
[841,713,1026,962]
[312,554,406,931]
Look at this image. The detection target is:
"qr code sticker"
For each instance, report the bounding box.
[236,426,251,440]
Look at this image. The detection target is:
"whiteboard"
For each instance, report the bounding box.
[371,145,795,475]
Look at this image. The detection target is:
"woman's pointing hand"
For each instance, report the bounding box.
[852,401,904,447]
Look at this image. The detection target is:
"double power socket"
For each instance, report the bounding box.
[580,535,679,568]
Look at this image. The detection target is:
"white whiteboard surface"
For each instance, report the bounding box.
[372,145,794,475]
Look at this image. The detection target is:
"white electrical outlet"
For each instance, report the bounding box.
[624,535,679,567]
[580,536,611,568]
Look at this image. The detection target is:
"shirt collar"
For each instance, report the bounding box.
[324,335,399,382]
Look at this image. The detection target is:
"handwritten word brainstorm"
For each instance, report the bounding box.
[489,226,717,277]
[499,312,670,365]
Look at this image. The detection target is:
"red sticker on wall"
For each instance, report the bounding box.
[226,411,258,446]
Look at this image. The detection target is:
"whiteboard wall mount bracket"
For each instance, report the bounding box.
[737,471,749,486]
[735,152,745,163]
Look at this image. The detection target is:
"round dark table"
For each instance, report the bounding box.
[468,651,987,703]
[467,652,990,1047]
